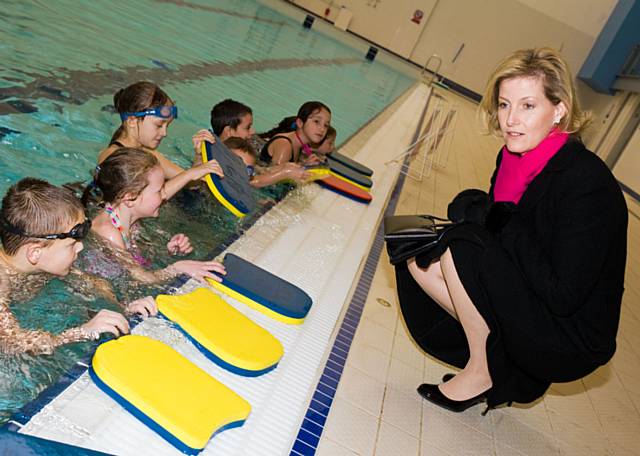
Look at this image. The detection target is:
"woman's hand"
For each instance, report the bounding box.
[81,309,130,339]
[126,296,158,318]
[171,260,226,284]
[167,233,193,255]
[192,129,216,156]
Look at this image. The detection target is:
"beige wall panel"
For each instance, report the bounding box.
[288,0,618,140]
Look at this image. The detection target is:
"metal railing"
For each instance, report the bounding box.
[421,54,442,86]
[385,92,458,182]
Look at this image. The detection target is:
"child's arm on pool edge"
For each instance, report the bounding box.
[0,294,129,356]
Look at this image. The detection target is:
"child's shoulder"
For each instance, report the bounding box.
[0,264,12,300]
[91,213,126,250]
[0,262,48,305]
[97,144,119,164]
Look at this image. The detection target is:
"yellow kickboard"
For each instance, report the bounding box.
[91,335,250,454]
[304,167,331,182]
[157,288,284,376]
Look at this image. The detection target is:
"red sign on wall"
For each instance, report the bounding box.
[411,9,424,24]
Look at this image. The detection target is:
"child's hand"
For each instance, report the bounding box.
[126,296,158,318]
[302,153,322,166]
[315,153,328,163]
[192,149,203,168]
[202,159,224,177]
[190,159,224,180]
[81,309,130,339]
[192,129,216,155]
[167,233,193,255]
[284,163,311,183]
[171,260,226,284]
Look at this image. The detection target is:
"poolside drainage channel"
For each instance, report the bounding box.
[290,88,433,455]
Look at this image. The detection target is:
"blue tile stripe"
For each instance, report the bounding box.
[290,88,432,454]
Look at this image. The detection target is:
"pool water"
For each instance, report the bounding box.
[0,0,414,422]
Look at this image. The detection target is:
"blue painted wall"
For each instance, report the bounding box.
[578,0,640,94]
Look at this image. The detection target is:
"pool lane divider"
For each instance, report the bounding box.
[290,88,432,456]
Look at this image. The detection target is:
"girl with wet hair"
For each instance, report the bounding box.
[94,82,223,202]
[98,81,216,182]
[83,147,226,285]
[259,101,331,165]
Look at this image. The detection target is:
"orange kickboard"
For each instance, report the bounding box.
[316,175,372,203]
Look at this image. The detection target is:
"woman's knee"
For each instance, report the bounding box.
[408,257,443,282]
[440,248,454,268]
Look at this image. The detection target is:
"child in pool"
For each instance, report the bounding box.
[98,81,216,196]
[211,99,309,184]
[259,101,331,166]
[314,126,337,158]
[86,148,226,284]
[224,137,312,188]
[0,178,152,355]
[210,98,256,142]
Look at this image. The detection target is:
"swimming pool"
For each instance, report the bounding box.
[0,0,415,423]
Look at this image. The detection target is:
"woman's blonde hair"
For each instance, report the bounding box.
[479,47,590,137]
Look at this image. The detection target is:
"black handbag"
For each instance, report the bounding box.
[383,215,455,265]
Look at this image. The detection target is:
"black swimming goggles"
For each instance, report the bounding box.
[119,105,178,121]
[0,218,92,241]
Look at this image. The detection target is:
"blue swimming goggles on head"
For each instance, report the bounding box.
[119,105,178,121]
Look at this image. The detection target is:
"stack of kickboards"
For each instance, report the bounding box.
[90,253,312,455]
[309,151,374,204]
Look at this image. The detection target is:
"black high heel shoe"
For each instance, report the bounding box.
[417,383,489,414]
[442,373,455,382]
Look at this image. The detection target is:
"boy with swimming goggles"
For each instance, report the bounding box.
[0,178,153,355]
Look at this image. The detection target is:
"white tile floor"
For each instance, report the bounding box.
[316,87,640,455]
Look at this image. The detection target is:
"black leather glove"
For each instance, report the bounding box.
[447,189,490,224]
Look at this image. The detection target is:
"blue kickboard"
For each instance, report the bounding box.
[327,152,373,177]
[214,253,312,322]
[327,159,373,188]
[203,134,256,216]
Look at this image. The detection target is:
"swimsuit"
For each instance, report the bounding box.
[259,135,296,164]
[294,131,313,157]
[104,205,151,267]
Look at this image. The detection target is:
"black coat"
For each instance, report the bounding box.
[395,139,628,406]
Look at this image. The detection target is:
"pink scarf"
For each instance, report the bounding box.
[493,129,569,204]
